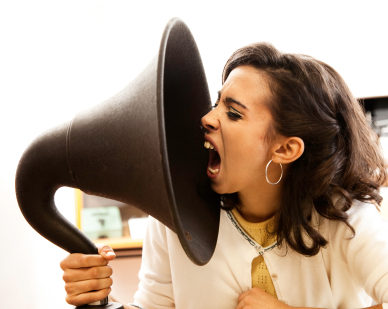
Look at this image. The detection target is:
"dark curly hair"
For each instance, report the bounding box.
[221,42,387,256]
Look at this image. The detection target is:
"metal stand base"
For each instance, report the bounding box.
[76,302,124,309]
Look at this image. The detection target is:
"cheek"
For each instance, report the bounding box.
[251,124,272,159]
[227,137,267,171]
[222,123,270,170]
[245,139,271,172]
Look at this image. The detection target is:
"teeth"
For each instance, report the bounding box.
[204,141,217,151]
[208,167,219,174]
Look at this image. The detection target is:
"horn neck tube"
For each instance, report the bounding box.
[15,121,98,254]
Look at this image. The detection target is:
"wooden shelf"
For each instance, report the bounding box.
[92,236,143,250]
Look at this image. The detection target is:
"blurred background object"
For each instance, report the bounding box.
[77,191,147,249]
[363,96,388,137]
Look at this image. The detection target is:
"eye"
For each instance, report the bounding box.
[212,91,221,110]
[227,106,242,121]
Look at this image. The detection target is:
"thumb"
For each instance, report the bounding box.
[96,243,116,261]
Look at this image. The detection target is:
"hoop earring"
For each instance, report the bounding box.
[265,159,283,185]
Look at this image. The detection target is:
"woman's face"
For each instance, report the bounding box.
[201,65,276,195]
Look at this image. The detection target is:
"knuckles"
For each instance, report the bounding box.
[86,278,113,291]
[66,288,110,306]
[64,278,113,295]
[106,265,113,277]
[78,255,92,268]
[237,288,265,307]
[61,252,112,306]
[60,255,73,270]
[64,282,76,294]
[85,279,100,291]
[60,253,107,273]
[62,266,113,290]
[88,266,112,280]
[250,287,262,293]
[65,295,77,306]
[86,279,99,291]
[62,272,72,283]
[62,265,112,284]
[89,266,101,278]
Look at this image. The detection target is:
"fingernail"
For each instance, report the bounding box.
[106,252,115,256]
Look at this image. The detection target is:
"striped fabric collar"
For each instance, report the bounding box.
[226,210,277,256]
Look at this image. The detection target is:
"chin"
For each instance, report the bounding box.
[210,182,233,195]
[210,183,223,194]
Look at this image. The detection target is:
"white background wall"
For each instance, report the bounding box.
[1,1,387,308]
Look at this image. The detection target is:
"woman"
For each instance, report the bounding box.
[60,43,388,309]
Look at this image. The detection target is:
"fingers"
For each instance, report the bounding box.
[60,244,115,271]
[236,289,250,309]
[238,289,250,303]
[236,299,244,309]
[65,277,113,295]
[63,265,113,283]
[62,263,113,306]
[60,244,116,306]
[96,243,116,261]
[236,288,278,309]
[60,253,108,271]
[65,277,113,306]
[65,287,111,307]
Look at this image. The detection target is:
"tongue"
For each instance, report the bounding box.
[209,149,221,170]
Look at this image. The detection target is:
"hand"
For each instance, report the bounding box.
[236,287,290,309]
[60,243,116,306]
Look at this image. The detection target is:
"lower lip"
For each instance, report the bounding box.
[207,167,219,179]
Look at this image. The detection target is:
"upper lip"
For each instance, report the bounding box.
[204,135,219,153]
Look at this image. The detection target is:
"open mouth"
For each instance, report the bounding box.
[204,141,221,176]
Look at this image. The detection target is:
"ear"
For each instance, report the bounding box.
[271,136,304,164]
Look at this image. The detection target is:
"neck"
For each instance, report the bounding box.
[236,181,283,223]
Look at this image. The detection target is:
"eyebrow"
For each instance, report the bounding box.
[217,90,248,109]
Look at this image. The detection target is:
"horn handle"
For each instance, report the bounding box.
[15,121,97,255]
[15,122,124,308]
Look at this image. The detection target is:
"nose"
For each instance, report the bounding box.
[201,109,219,132]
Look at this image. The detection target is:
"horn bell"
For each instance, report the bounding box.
[15,18,220,266]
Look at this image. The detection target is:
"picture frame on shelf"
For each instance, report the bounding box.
[75,189,148,251]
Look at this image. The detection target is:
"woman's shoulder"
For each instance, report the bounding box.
[316,198,387,242]
[341,199,383,227]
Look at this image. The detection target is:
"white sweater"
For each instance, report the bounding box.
[133,200,388,309]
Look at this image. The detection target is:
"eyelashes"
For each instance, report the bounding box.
[227,107,242,120]
[212,102,242,121]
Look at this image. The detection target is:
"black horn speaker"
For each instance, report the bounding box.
[15,17,220,304]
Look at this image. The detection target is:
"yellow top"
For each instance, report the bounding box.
[231,208,278,298]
